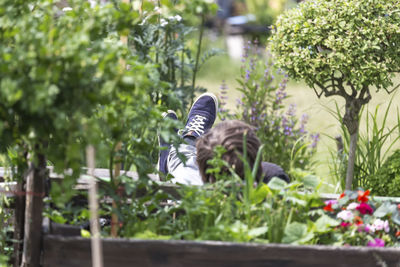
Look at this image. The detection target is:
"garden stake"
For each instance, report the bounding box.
[21,152,46,267]
[87,146,103,267]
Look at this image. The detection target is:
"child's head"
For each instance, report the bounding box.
[196,120,261,183]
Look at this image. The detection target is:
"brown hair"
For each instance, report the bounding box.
[196,120,262,183]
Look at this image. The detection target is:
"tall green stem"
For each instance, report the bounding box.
[191,14,205,105]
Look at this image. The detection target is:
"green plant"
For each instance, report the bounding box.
[269,0,400,189]
[130,0,220,113]
[219,42,319,172]
[327,98,400,190]
[368,150,400,197]
[115,142,326,245]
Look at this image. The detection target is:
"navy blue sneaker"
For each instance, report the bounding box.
[183,93,218,139]
[158,110,178,175]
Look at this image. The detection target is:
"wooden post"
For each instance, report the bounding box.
[13,179,25,267]
[110,142,122,238]
[21,153,46,267]
[110,0,129,237]
[86,146,103,267]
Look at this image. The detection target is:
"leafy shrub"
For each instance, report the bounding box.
[367,150,400,197]
[219,41,319,171]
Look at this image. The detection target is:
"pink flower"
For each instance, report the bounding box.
[325,199,338,206]
[370,219,390,233]
[347,202,359,210]
[367,238,385,247]
[357,224,371,233]
[356,203,373,215]
[337,210,354,221]
[341,222,351,227]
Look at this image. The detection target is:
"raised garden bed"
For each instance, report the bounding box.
[43,235,400,267]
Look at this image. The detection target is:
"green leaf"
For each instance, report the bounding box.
[302,175,320,189]
[282,222,314,244]
[267,177,288,191]
[81,229,91,238]
[251,183,271,204]
[374,202,397,218]
[315,214,340,233]
[248,226,269,238]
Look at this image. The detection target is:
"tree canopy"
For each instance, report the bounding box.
[269,0,400,95]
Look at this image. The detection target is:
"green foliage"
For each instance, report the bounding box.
[327,99,400,190]
[0,158,13,265]
[0,0,142,174]
[109,146,326,244]
[129,0,220,113]
[269,0,400,92]
[219,42,319,171]
[368,150,400,197]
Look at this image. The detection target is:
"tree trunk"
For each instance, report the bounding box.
[345,130,359,190]
[343,99,362,191]
[21,153,46,267]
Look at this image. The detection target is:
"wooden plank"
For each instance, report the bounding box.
[0,166,159,183]
[43,236,400,267]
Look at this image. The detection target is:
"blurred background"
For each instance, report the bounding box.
[195,0,400,190]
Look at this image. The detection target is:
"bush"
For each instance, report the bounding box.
[219,41,319,171]
[368,150,400,197]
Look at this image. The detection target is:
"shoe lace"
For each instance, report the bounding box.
[186,115,206,136]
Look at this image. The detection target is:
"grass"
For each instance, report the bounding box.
[197,41,400,192]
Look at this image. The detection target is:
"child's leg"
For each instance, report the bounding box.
[158,110,178,175]
[165,93,218,185]
[167,143,203,185]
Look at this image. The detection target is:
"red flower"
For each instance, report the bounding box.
[356,203,373,215]
[357,190,370,203]
[339,193,346,199]
[354,216,363,225]
[395,230,400,237]
[324,203,334,212]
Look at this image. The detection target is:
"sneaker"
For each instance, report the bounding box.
[158,110,178,174]
[183,92,218,139]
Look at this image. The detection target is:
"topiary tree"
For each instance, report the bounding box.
[269,0,400,189]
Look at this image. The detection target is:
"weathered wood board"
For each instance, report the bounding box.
[43,235,400,267]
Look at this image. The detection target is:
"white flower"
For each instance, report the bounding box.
[62,7,73,12]
[370,219,390,233]
[154,6,161,14]
[174,15,182,22]
[160,18,168,27]
[337,210,354,221]
[347,202,359,210]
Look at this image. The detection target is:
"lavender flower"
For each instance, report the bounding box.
[310,133,320,148]
[299,114,309,134]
